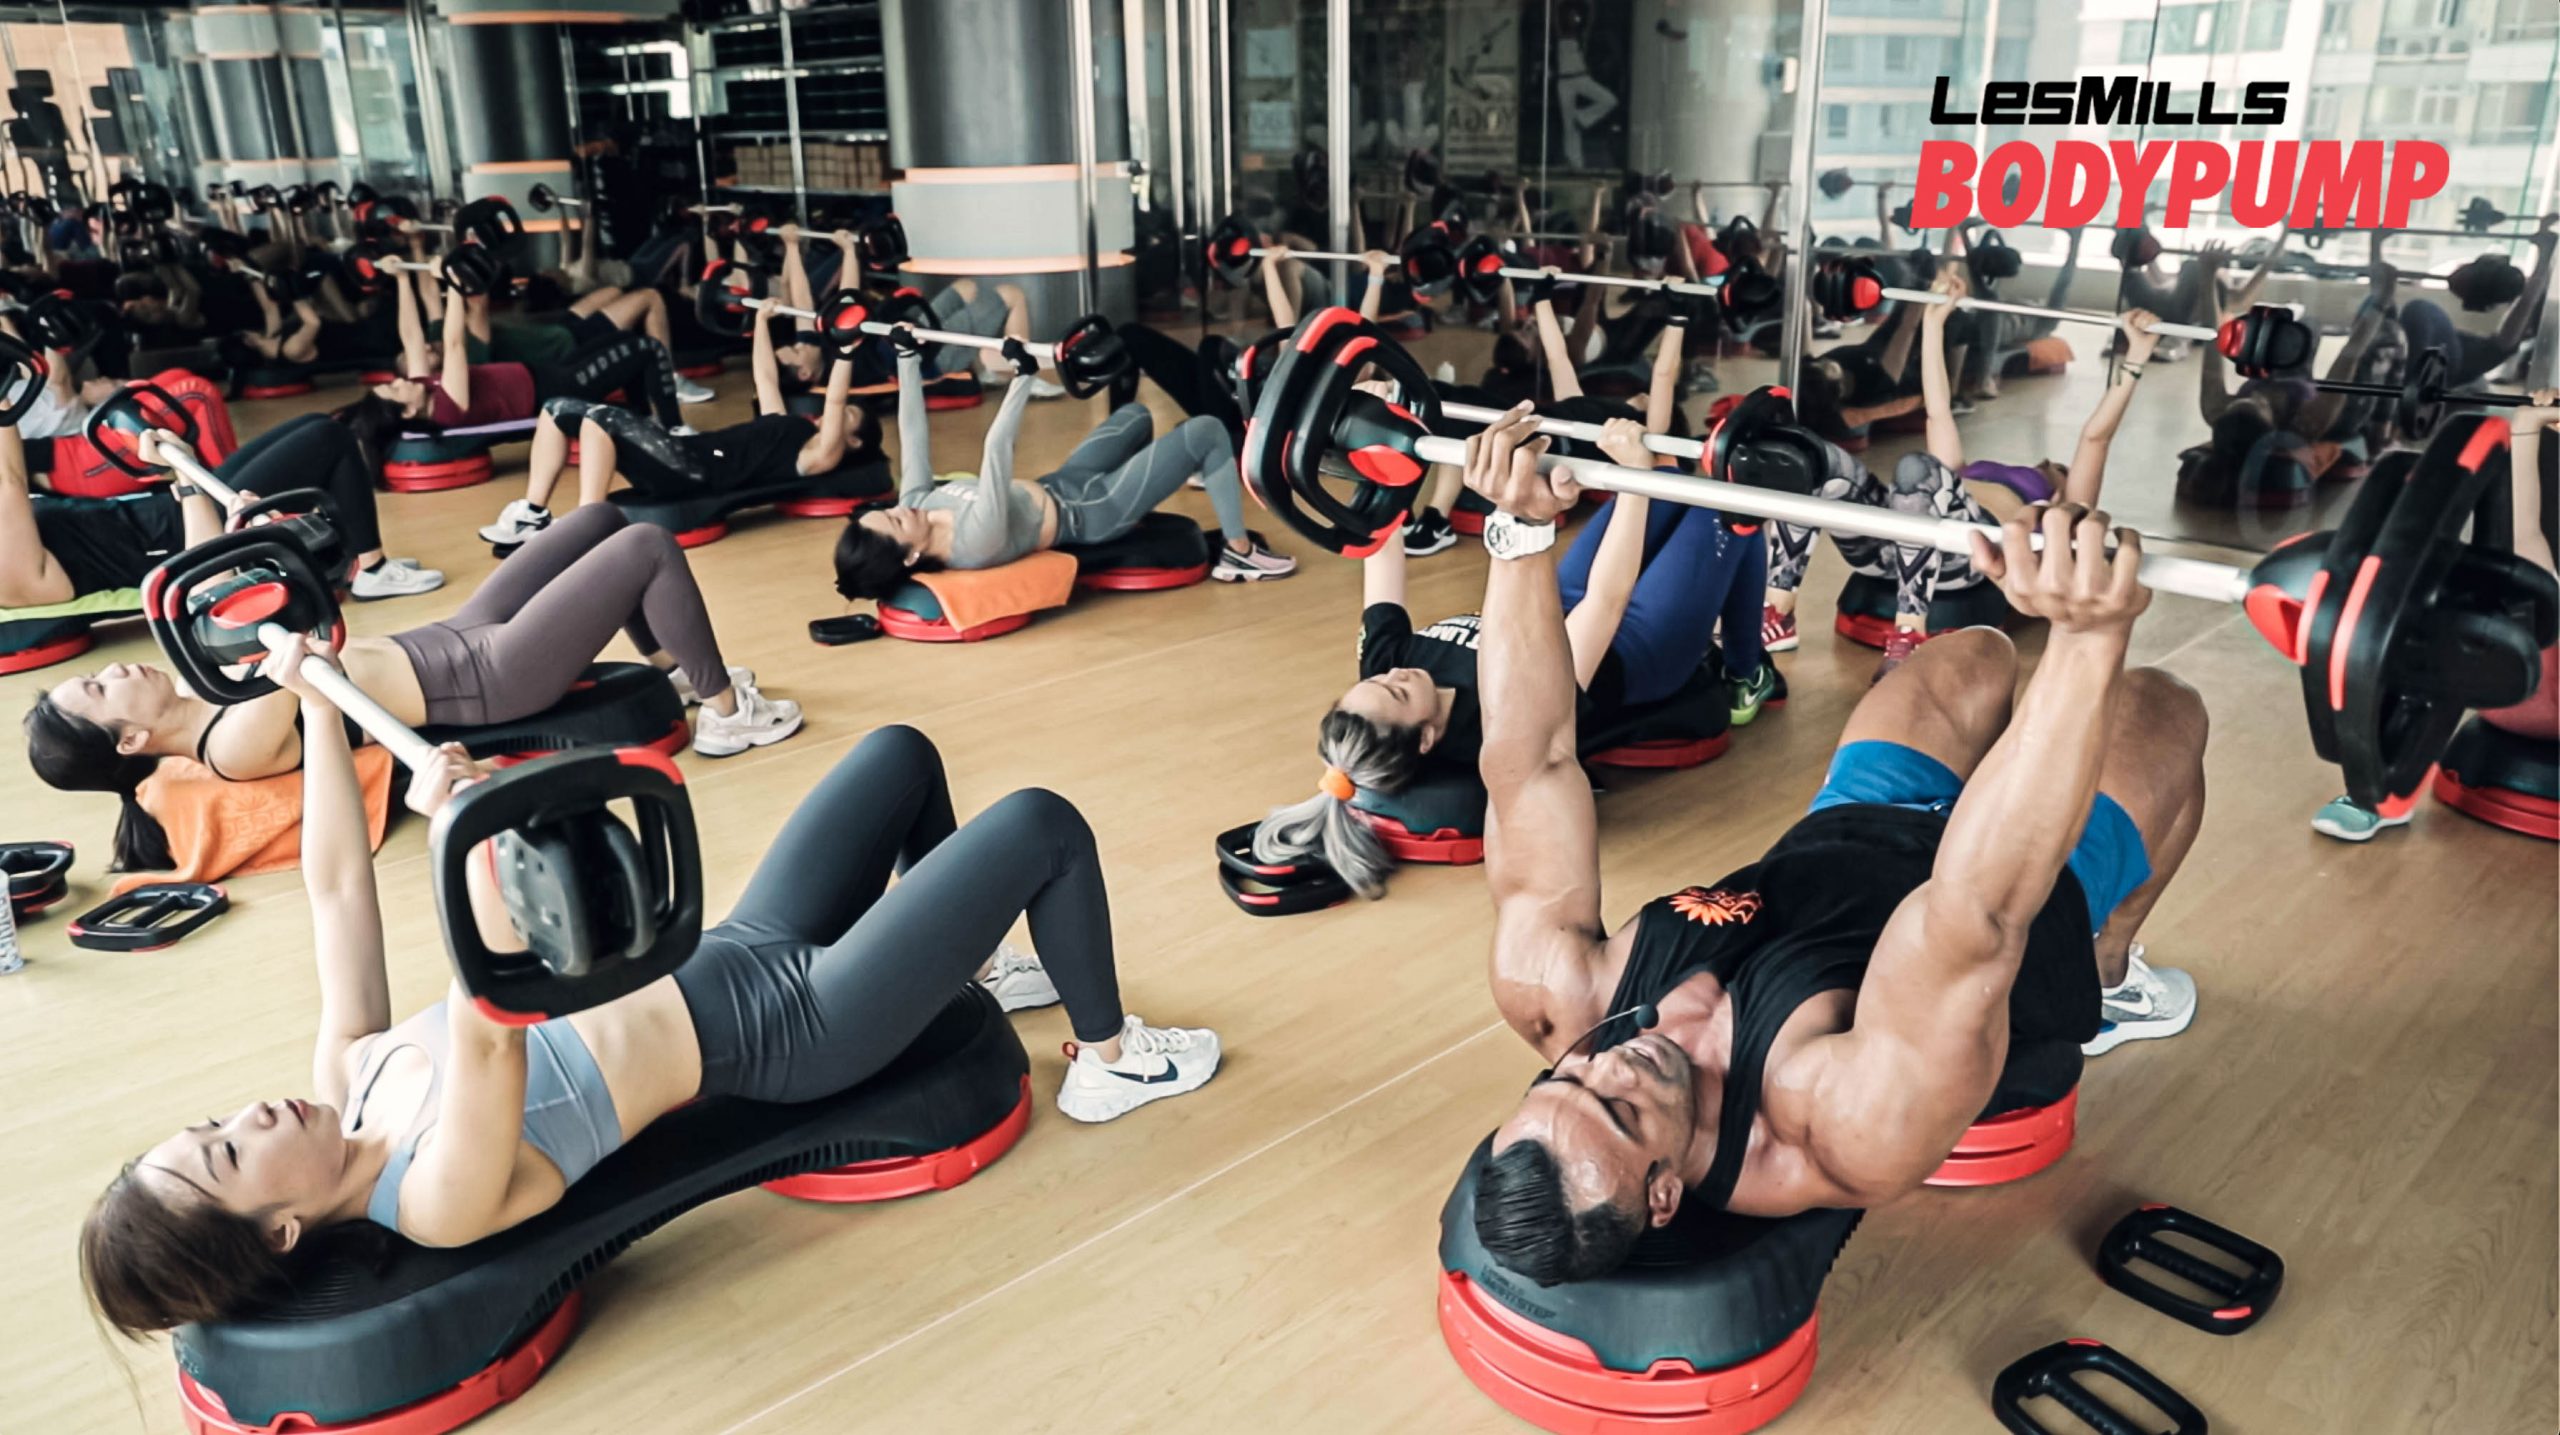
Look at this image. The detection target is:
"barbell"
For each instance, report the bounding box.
[81,382,353,582]
[1203,216,1379,288]
[1239,309,2557,811]
[2217,304,2540,441]
[693,262,1130,399]
[1816,169,1888,199]
[136,514,704,1021]
[1400,228,1782,320]
[1811,257,2220,340]
[343,241,506,298]
[350,192,525,252]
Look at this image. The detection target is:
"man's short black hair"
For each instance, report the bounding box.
[1473,1138,1644,1286]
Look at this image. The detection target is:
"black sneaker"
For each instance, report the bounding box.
[1404,507,1458,557]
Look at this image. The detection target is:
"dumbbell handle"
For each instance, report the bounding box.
[1403,431,2252,605]
[1440,400,1704,462]
[1874,285,2218,342]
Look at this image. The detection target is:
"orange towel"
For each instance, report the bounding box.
[117,749,397,894]
[911,551,1079,633]
[2021,335,2075,373]
[1850,394,1926,431]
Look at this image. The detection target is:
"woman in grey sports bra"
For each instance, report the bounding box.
[78,640,1222,1339]
[828,330,1297,598]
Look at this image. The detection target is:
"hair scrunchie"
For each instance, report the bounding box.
[1318,767,1357,803]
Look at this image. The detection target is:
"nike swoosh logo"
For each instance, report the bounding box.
[1109,1060,1182,1086]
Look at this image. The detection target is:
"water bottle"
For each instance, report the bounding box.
[0,888,21,975]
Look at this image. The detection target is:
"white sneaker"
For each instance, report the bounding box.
[350,558,446,601]
[1014,374,1069,400]
[675,378,717,405]
[1433,360,1457,383]
[667,664,756,707]
[477,500,551,546]
[2082,945,2197,1056]
[1211,535,1298,582]
[670,424,700,438]
[1055,1015,1222,1123]
[979,941,1059,1012]
[691,681,804,757]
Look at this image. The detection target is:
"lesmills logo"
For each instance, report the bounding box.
[1907,79,2450,232]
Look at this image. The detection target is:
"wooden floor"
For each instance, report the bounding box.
[3,324,2552,1434]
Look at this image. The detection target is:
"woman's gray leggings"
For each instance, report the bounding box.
[393,503,731,726]
[1042,404,1247,547]
[675,725,1128,1104]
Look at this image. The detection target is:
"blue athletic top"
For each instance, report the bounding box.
[359,1003,623,1233]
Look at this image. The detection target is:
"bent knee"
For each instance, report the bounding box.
[985,787,1093,848]
[2121,666,2209,749]
[1922,626,2018,688]
[856,722,940,771]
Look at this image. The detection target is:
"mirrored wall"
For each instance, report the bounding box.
[1183,0,1811,455]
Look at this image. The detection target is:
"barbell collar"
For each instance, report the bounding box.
[1874,285,2218,342]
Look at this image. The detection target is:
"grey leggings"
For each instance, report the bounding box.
[389,504,730,726]
[928,283,1010,361]
[1042,403,1247,547]
[676,724,1127,1103]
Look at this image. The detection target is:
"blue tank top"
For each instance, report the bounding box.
[358,1003,622,1233]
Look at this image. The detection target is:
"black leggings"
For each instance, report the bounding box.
[541,397,700,493]
[219,413,383,555]
[533,333,682,428]
[675,725,1126,1104]
[1111,322,1245,452]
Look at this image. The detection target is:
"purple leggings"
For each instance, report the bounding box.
[391,504,729,727]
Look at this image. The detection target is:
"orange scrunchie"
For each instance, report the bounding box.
[1319,767,1357,803]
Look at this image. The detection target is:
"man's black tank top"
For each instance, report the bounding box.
[1587,803,2103,1212]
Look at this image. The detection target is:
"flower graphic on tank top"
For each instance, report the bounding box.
[1669,887,1762,927]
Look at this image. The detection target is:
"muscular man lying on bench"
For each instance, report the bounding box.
[1458,405,2204,1284]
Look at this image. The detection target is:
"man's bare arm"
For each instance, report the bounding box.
[1814,506,2148,1196]
[1470,407,1611,1050]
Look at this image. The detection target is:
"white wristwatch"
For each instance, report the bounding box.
[1482,510,1558,561]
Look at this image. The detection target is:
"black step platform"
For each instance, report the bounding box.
[175,984,1032,1434]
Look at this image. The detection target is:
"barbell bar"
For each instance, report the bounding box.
[1819,262,2218,341]
[1438,399,1706,467]
[1417,423,2245,603]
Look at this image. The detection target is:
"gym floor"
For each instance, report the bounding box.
[4,329,2552,1432]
